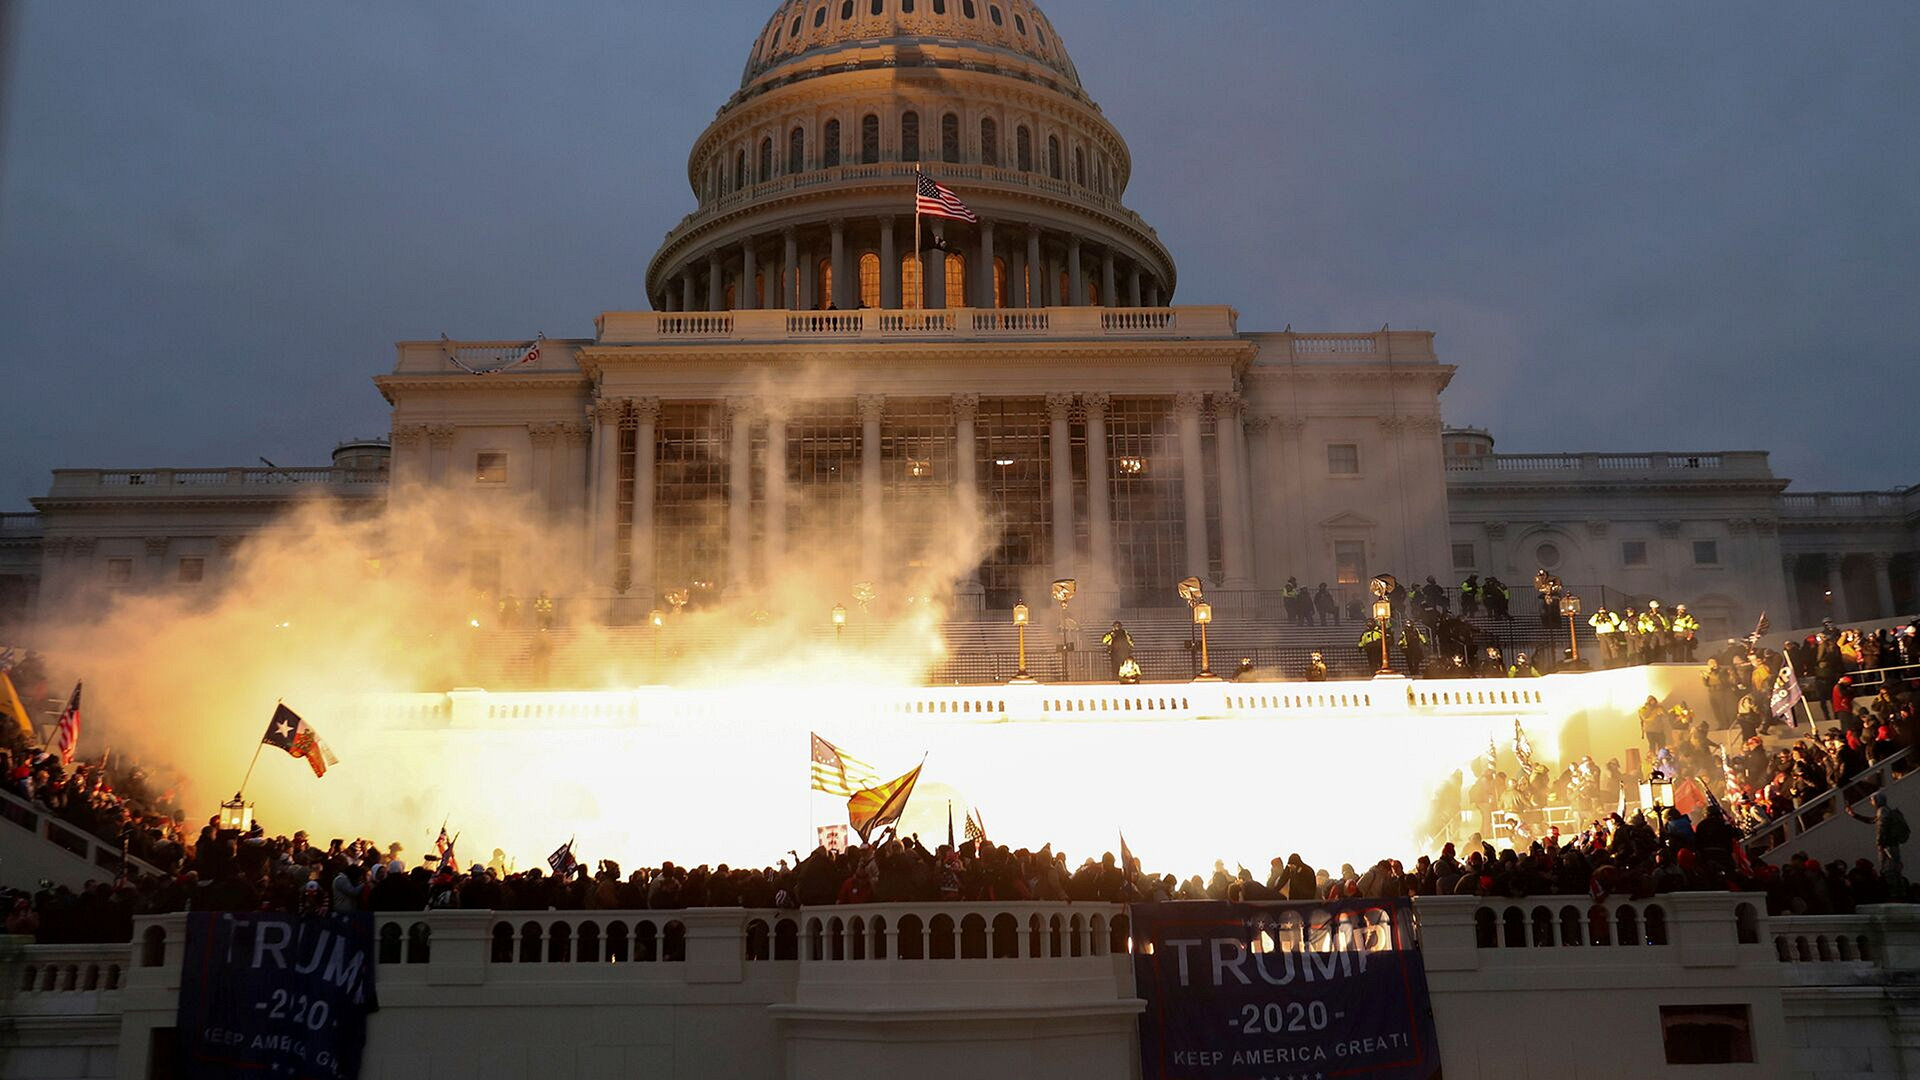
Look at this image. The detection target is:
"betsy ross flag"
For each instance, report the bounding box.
[810,732,881,797]
[547,838,577,878]
[53,683,82,766]
[847,760,924,844]
[915,173,977,222]
[261,703,339,778]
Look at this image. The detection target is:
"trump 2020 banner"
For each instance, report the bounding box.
[1131,898,1441,1080]
[177,912,380,1080]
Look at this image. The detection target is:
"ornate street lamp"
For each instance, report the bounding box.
[1010,600,1035,683]
[220,794,253,835]
[831,602,847,640]
[1372,598,1394,675]
[1559,594,1583,665]
[1052,578,1077,660]
[1192,600,1217,680]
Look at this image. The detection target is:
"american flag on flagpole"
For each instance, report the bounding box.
[53,682,81,766]
[548,838,577,877]
[915,173,977,222]
[964,808,986,846]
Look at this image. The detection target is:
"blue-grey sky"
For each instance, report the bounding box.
[3,2,1916,509]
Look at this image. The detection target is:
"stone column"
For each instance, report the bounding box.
[923,243,945,309]
[1781,555,1801,628]
[1146,279,1162,307]
[427,425,456,485]
[662,287,678,313]
[528,422,559,519]
[740,241,758,310]
[727,399,754,593]
[1083,393,1114,597]
[1046,393,1076,584]
[1007,246,1027,309]
[1174,392,1211,582]
[879,216,899,309]
[1100,250,1116,308]
[706,251,723,311]
[591,399,625,588]
[764,408,788,570]
[858,394,885,582]
[629,398,660,599]
[1870,553,1897,619]
[1214,392,1253,588]
[976,220,996,308]
[953,394,982,601]
[830,219,849,309]
[783,228,799,310]
[1066,236,1085,306]
[1824,555,1850,622]
[1026,229,1042,307]
[680,271,696,312]
[1127,265,1142,307]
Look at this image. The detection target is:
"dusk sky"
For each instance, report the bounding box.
[3,2,1916,510]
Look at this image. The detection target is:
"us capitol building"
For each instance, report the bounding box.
[4,0,1914,641]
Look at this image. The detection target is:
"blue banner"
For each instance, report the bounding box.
[177,912,380,1080]
[1131,899,1441,1080]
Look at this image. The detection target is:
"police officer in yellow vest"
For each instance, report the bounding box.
[1588,605,1625,668]
[1358,620,1387,671]
[1638,602,1672,664]
[1671,604,1701,662]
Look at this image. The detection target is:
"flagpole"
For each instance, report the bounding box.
[236,698,280,800]
[1781,650,1818,728]
[913,163,922,308]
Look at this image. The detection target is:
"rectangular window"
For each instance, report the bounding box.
[1334,540,1366,586]
[105,558,132,584]
[1327,444,1360,475]
[1693,540,1719,565]
[177,557,205,584]
[1660,1004,1753,1064]
[475,452,508,484]
[1451,543,1476,570]
[1622,540,1648,567]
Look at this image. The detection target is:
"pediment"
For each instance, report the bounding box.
[1319,511,1379,530]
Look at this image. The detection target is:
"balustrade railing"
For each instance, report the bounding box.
[600,305,1223,342]
[50,467,387,493]
[0,786,166,878]
[1743,745,1913,855]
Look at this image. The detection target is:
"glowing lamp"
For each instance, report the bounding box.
[649,608,665,628]
[1559,595,1582,618]
[220,795,252,834]
[1193,601,1213,625]
[1010,600,1034,683]
[1560,595,1582,664]
[1371,599,1393,676]
[1012,601,1029,626]
[831,603,847,627]
[1371,599,1392,622]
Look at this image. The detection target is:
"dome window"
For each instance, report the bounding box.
[940,113,960,163]
[858,253,881,309]
[901,110,921,163]
[1074,146,1085,186]
[1035,26,1045,45]
[934,0,947,13]
[861,114,880,164]
[1046,135,1061,180]
[813,6,826,28]
[979,117,998,166]
[902,0,914,10]
[871,0,883,14]
[1014,13,1025,34]
[759,137,774,182]
[988,5,1003,26]
[960,0,973,16]
[791,15,803,36]
[788,126,805,174]
[840,0,854,21]
[771,25,782,47]
[823,119,842,167]
[1015,125,1032,172]
[735,149,748,190]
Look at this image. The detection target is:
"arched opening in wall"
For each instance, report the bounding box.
[993,256,1007,308]
[980,117,998,166]
[1058,270,1070,306]
[1074,146,1086,186]
[1016,125,1032,171]
[941,112,960,162]
[753,272,765,308]
[858,252,881,309]
[944,251,966,305]
[758,137,773,183]
[900,253,923,309]
[823,119,841,167]
[1047,135,1061,179]
[901,110,921,162]
[788,126,805,173]
[840,0,854,20]
[861,114,880,164]
[816,259,833,309]
[723,282,736,310]
[1088,279,1100,306]
[734,149,747,191]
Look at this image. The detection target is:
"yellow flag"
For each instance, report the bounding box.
[846,761,924,845]
[0,671,32,737]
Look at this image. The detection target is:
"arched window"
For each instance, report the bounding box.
[1047,135,1061,179]
[959,0,972,16]
[1058,270,1070,306]
[992,256,1007,308]
[935,0,948,13]
[944,251,965,304]
[901,110,920,162]
[823,119,841,167]
[861,114,880,164]
[902,0,914,10]
[1016,125,1032,171]
[758,137,773,182]
[900,253,923,309]
[989,4,1003,27]
[858,252,881,309]
[840,0,854,19]
[792,15,803,37]
[813,6,826,28]
[1074,146,1086,186]
[941,112,960,163]
[734,149,747,191]
[816,258,834,309]
[788,126,805,173]
[980,117,998,166]
[871,0,883,13]
[1014,13,1025,34]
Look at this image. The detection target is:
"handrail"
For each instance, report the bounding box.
[0,785,167,879]
[1837,660,1920,694]
[1743,745,1914,855]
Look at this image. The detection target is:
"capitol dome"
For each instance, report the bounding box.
[646,0,1174,313]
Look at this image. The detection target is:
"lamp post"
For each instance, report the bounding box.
[1051,578,1077,669]
[648,607,665,670]
[1372,598,1393,675]
[1559,594,1583,665]
[1192,600,1216,680]
[831,602,847,641]
[1010,600,1034,683]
